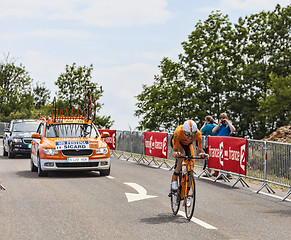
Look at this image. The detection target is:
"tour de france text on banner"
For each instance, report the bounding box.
[98,129,116,150]
[144,132,168,159]
[207,136,247,175]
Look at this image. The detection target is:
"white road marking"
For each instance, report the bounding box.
[178,211,217,229]
[106,176,114,179]
[254,191,291,202]
[124,182,158,203]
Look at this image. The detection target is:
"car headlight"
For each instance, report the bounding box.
[13,138,22,143]
[43,148,59,155]
[96,148,108,155]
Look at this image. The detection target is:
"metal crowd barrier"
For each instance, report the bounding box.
[110,131,291,201]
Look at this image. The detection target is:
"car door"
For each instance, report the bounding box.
[31,123,44,165]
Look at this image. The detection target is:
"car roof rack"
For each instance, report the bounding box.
[39,97,93,124]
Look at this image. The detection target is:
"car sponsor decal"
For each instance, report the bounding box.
[55,141,90,150]
[55,119,85,123]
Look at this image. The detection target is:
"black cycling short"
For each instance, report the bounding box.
[170,135,192,157]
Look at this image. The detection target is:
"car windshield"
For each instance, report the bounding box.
[13,122,40,132]
[45,124,99,138]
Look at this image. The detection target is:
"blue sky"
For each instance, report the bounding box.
[1,0,289,130]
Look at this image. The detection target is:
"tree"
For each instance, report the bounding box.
[55,63,94,109]
[180,11,235,127]
[238,4,291,138]
[135,58,189,131]
[259,74,291,129]
[0,59,35,121]
[136,12,236,132]
[134,5,290,138]
[33,82,51,109]
[55,63,114,128]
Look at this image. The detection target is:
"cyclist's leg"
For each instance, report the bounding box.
[171,143,185,190]
[173,144,185,181]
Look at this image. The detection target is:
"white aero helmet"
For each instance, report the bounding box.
[183,120,197,137]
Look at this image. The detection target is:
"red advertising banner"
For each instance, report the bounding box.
[144,132,168,159]
[98,129,116,150]
[208,136,247,175]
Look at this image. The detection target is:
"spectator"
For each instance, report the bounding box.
[212,112,236,136]
[212,112,236,179]
[200,115,217,138]
[200,115,217,177]
[200,115,217,152]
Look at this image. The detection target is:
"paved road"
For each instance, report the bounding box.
[0,151,291,240]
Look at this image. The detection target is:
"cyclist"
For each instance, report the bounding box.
[171,120,208,191]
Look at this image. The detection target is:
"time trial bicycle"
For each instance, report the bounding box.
[169,155,203,220]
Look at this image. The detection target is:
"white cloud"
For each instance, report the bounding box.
[95,63,158,103]
[134,51,176,62]
[0,0,173,27]
[2,29,92,40]
[195,0,290,15]
[23,50,66,95]
[220,0,290,11]
[29,29,92,39]
[94,63,159,130]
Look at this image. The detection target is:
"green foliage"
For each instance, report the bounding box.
[0,59,114,129]
[180,11,234,125]
[33,82,51,109]
[55,63,114,128]
[0,61,35,122]
[259,74,291,129]
[135,58,189,131]
[135,4,291,138]
[55,63,95,110]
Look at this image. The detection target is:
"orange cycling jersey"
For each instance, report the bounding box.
[172,125,202,153]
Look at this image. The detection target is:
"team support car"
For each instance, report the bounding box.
[3,119,41,158]
[30,116,111,177]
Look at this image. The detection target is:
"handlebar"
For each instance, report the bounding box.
[177,156,203,160]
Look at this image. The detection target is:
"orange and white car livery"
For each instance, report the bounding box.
[30,116,111,177]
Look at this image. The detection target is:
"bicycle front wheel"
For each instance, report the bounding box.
[170,174,181,215]
[184,172,196,220]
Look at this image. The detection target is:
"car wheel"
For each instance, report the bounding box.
[30,157,37,172]
[3,142,8,156]
[99,167,111,176]
[37,155,47,177]
[8,146,15,159]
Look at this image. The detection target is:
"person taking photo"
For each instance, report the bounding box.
[212,112,236,136]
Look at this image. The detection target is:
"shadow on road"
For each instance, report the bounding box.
[196,176,240,190]
[140,213,189,225]
[16,170,103,179]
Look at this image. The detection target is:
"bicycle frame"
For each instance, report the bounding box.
[170,155,202,220]
[178,156,200,199]
[83,81,102,122]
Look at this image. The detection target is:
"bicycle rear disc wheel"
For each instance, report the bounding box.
[184,172,196,220]
[170,174,181,215]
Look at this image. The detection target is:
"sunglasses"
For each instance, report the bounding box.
[184,131,196,137]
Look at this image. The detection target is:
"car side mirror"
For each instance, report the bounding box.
[4,128,9,132]
[101,132,110,138]
[31,133,41,139]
